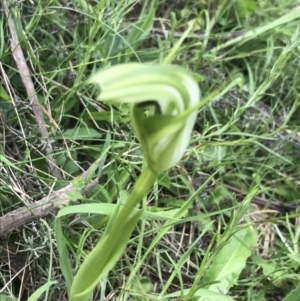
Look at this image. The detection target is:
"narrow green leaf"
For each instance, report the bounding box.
[56,203,181,221]
[283,283,300,301]
[198,225,258,300]
[27,281,58,301]
[125,0,157,46]
[56,127,102,140]
[70,210,143,301]
[165,288,236,301]
[82,111,121,122]
[236,0,258,18]
[0,85,12,102]
[0,155,24,173]
[0,294,18,301]
[210,10,300,53]
[54,219,74,294]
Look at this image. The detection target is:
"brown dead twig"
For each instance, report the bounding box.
[0,163,100,238]
[3,1,61,178]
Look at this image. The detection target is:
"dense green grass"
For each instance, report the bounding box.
[1,0,300,300]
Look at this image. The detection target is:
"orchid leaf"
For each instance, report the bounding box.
[197,226,258,300]
[70,210,143,301]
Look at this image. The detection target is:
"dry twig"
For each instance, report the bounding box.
[3,0,61,178]
[0,164,100,237]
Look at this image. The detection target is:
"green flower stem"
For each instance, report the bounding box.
[70,166,157,301]
[108,166,157,236]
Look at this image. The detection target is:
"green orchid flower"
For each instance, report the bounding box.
[88,63,200,174]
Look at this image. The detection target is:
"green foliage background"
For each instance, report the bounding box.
[1,0,300,300]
